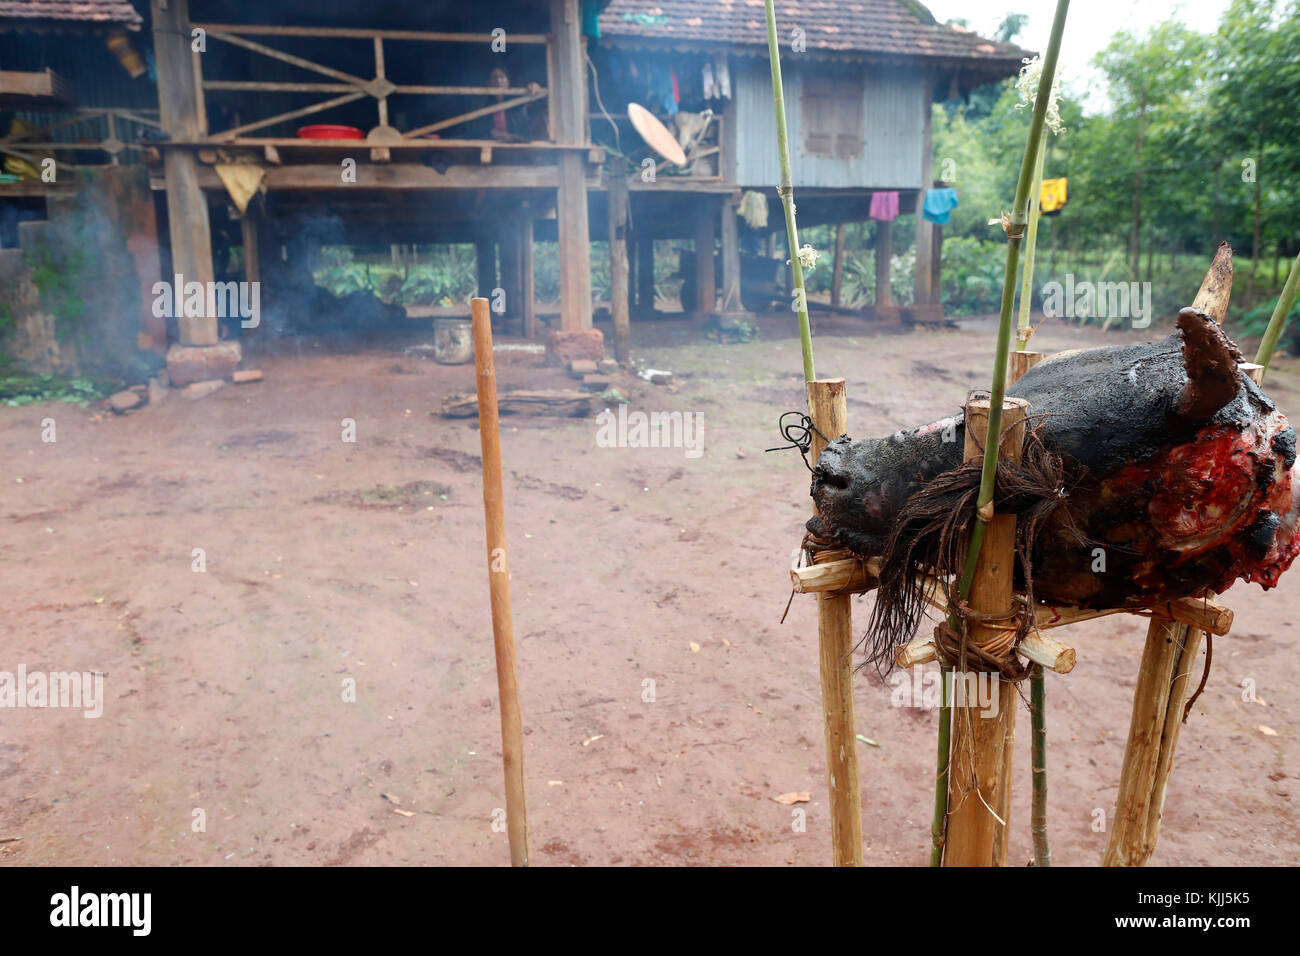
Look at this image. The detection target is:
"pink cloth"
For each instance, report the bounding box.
[869,191,900,222]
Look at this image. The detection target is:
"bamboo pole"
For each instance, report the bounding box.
[1015,129,1048,350]
[807,378,863,866]
[1254,250,1300,380]
[1006,349,1048,868]
[763,0,815,382]
[944,398,1029,867]
[934,0,1070,867]
[471,297,530,867]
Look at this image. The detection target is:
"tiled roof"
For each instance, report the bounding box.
[601,0,1027,67]
[0,0,142,29]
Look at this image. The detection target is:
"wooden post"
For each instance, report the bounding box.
[240,206,260,287]
[806,378,863,866]
[944,397,1028,867]
[913,97,935,307]
[152,0,217,346]
[637,230,655,312]
[476,238,497,299]
[471,296,530,867]
[521,215,538,339]
[694,199,717,316]
[1008,350,1043,386]
[550,0,593,331]
[1104,245,1235,867]
[931,222,944,306]
[607,174,631,364]
[1102,619,1200,867]
[875,219,893,310]
[720,198,743,313]
[499,223,523,334]
[831,223,846,308]
[628,230,639,310]
[239,205,262,338]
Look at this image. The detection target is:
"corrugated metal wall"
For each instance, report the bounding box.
[1,32,158,154]
[730,57,925,190]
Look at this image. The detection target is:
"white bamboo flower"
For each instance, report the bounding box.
[788,243,822,272]
[1015,56,1064,135]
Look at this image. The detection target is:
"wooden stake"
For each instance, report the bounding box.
[1009,350,1043,384]
[944,397,1028,867]
[1105,247,1236,866]
[806,378,862,866]
[471,297,530,867]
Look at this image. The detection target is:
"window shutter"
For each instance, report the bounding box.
[834,78,864,159]
[802,73,863,159]
[802,74,834,156]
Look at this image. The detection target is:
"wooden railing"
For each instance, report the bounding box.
[191,24,556,151]
[0,108,162,172]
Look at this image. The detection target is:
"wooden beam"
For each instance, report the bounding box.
[192,163,577,191]
[402,92,546,140]
[556,152,592,331]
[205,29,368,86]
[215,92,366,140]
[194,23,550,43]
[549,0,585,145]
[153,0,216,346]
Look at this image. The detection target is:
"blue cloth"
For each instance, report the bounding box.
[647,63,678,116]
[922,187,959,224]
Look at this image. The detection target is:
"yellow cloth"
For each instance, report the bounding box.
[3,118,53,180]
[214,163,265,214]
[1040,177,1068,216]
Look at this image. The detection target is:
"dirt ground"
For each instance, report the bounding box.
[1,311,1297,867]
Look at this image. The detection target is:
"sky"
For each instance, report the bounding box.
[921,0,1233,107]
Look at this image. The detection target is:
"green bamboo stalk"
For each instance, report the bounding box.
[763,0,816,383]
[1016,129,1049,350]
[929,666,952,867]
[930,0,1071,868]
[1030,664,1051,866]
[1253,251,1300,381]
[960,0,1069,598]
[1018,131,1052,866]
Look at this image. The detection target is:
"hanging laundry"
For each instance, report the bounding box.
[922,187,959,224]
[648,62,678,115]
[702,60,717,100]
[737,190,769,229]
[714,55,731,98]
[869,190,900,222]
[1040,177,1069,216]
[671,69,680,106]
